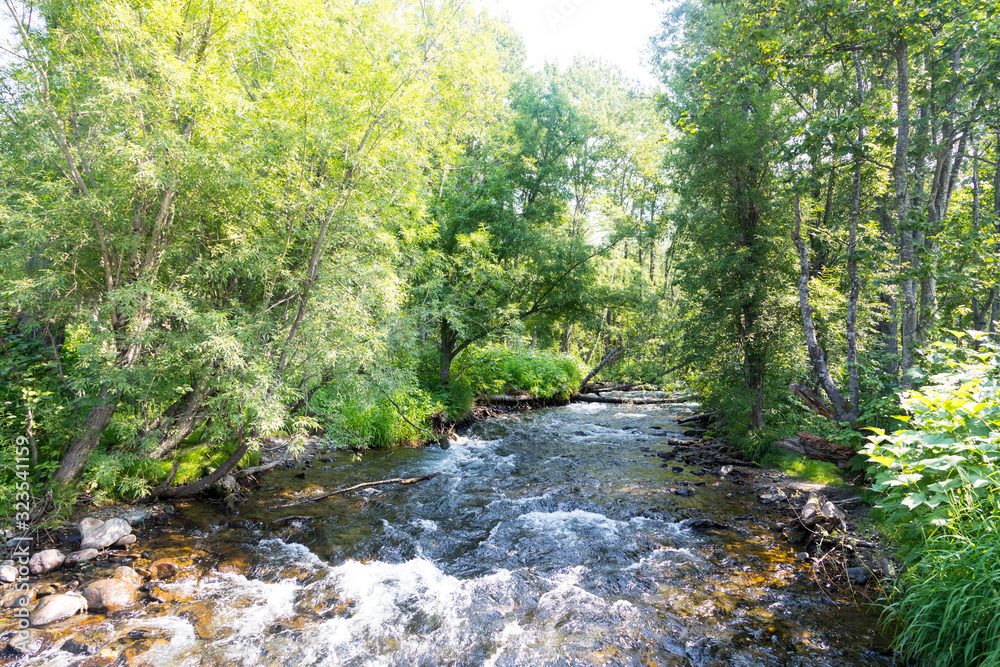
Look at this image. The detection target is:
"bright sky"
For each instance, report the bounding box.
[487,0,666,88]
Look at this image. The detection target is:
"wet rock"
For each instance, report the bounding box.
[846,567,871,584]
[719,465,734,477]
[65,549,100,567]
[81,518,132,550]
[117,510,152,527]
[113,566,143,588]
[61,638,94,655]
[78,518,104,536]
[147,559,179,581]
[35,584,57,597]
[0,564,18,583]
[687,519,729,532]
[28,549,66,575]
[82,578,138,613]
[2,587,35,608]
[28,593,88,626]
[113,535,138,548]
[6,628,53,655]
[671,466,684,473]
[674,487,695,497]
[144,585,176,604]
[759,487,788,505]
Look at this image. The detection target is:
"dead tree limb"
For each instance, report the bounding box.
[572,394,683,405]
[579,347,621,392]
[274,472,442,509]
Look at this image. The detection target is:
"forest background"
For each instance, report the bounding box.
[1,0,999,663]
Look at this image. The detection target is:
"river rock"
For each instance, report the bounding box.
[28,549,66,575]
[82,578,138,613]
[60,638,94,655]
[117,509,152,527]
[80,518,131,550]
[64,548,100,567]
[35,584,57,597]
[6,628,53,655]
[28,593,88,626]
[147,559,179,580]
[0,564,18,583]
[113,534,137,548]
[78,517,103,536]
[112,566,143,588]
[2,587,35,608]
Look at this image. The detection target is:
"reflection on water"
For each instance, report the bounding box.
[18,401,895,666]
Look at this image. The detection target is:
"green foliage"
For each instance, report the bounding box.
[864,333,1000,532]
[309,381,442,450]
[455,346,585,402]
[888,497,1000,667]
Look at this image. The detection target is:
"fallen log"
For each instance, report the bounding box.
[572,394,683,405]
[274,472,442,509]
[774,431,855,468]
[235,460,284,478]
[479,394,534,404]
[677,412,717,425]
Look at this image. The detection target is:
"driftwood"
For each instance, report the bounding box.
[798,492,848,533]
[480,394,534,404]
[274,472,441,509]
[235,460,283,478]
[774,431,855,468]
[572,394,683,405]
[677,412,717,425]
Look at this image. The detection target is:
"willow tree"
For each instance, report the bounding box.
[0,0,511,491]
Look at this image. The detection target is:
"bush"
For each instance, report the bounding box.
[863,333,1000,532]
[455,346,585,401]
[864,332,1000,667]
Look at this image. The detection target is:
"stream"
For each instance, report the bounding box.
[10,400,895,666]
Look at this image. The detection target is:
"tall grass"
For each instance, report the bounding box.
[889,500,1000,667]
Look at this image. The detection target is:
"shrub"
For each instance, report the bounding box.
[863,333,1000,532]
[456,346,585,401]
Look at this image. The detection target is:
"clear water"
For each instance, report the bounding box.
[20,401,895,666]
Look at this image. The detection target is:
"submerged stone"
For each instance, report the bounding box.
[28,593,88,626]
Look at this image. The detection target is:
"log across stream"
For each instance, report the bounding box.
[4,400,894,666]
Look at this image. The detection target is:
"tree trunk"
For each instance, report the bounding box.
[51,404,117,485]
[894,39,916,387]
[152,429,250,499]
[579,347,621,391]
[439,316,457,386]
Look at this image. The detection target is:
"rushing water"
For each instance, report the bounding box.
[15,401,895,666]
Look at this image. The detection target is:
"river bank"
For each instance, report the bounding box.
[1,398,900,665]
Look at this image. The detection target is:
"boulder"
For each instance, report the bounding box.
[112,566,143,588]
[82,578,138,613]
[148,559,179,581]
[80,518,131,550]
[28,549,66,575]
[64,548,100,567]
[78,517,103,536]
[117,509,152,527]
[28,593,88,626]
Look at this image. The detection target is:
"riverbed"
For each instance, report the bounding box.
[5,400,895,666]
